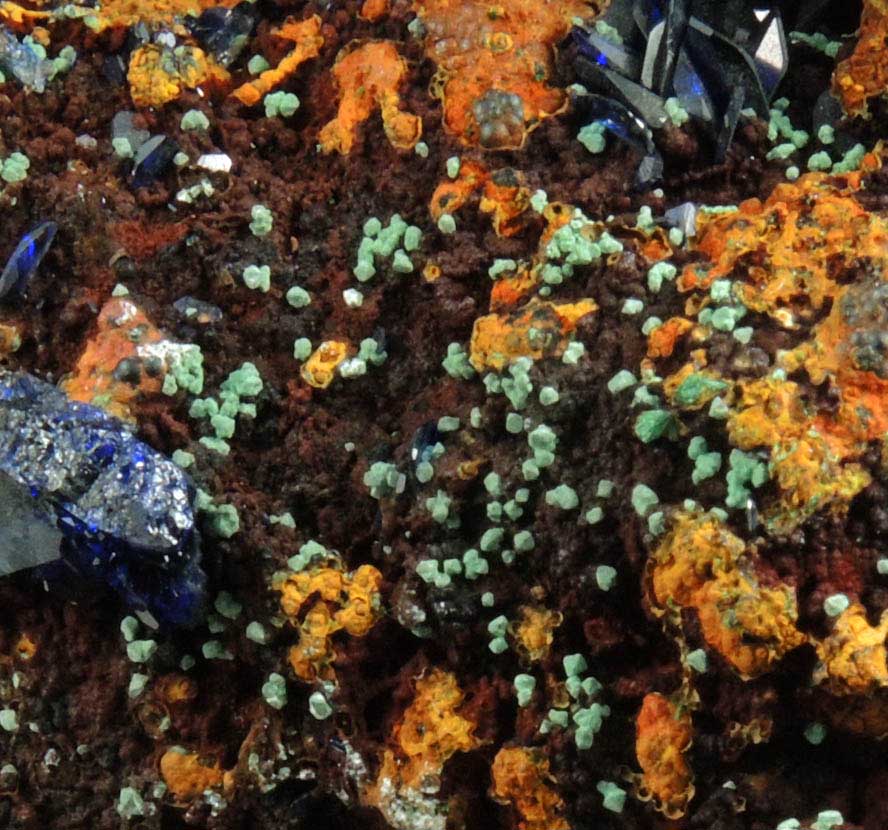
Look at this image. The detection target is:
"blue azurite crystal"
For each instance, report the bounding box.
[0,221,57,299]
[186,3,256,67]
[131,135,179,189]
[0,370,205,626]
[571,0,789,165]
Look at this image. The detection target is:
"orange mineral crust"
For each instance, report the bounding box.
[128,44,230,109]
[490,746,569,830]
[678,166,884,314]
[430,162,532,238]
[276,560,382,681]
[649,512,806,679]
[414,0,609,148]
[318,40,422,155]
[230,15,323,106]
[635,692,694,819]
[469,298,597,371]
[834,0,888,116]
[513,605,562,662]
[159,747,232,802]
[364,669,483,826]
[671,165,888,531]
[62,297,169,420]
[814,602,888,696]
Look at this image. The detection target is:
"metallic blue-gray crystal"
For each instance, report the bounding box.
[0,370,205,625]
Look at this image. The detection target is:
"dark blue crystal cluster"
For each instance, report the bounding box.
[0,370,205,626]
[186,2,256,67]
[572,0,790,186]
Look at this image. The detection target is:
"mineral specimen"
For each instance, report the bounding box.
[0,370,205,626]
[186,2,255,67]
[414,0,599,149]
[574,0,789,163]
[0,25,51,91]
[0,221,57,300]
[131,134,180,188]
[1,0,886,827]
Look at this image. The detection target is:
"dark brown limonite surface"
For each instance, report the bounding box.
[4,1,888,828]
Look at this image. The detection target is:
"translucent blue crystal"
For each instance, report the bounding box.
[0,221,57,299]
[577,94,664,189]
[571,28,641,79]
[0,370,205,626]
[131,135,179,189]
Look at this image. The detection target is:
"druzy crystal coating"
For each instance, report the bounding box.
[0,369,205,625]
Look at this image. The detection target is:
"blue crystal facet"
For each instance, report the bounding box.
[0,370,205,625]
[0,221,57,299]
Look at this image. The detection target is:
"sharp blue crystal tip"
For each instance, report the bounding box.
[0,221,57,300]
